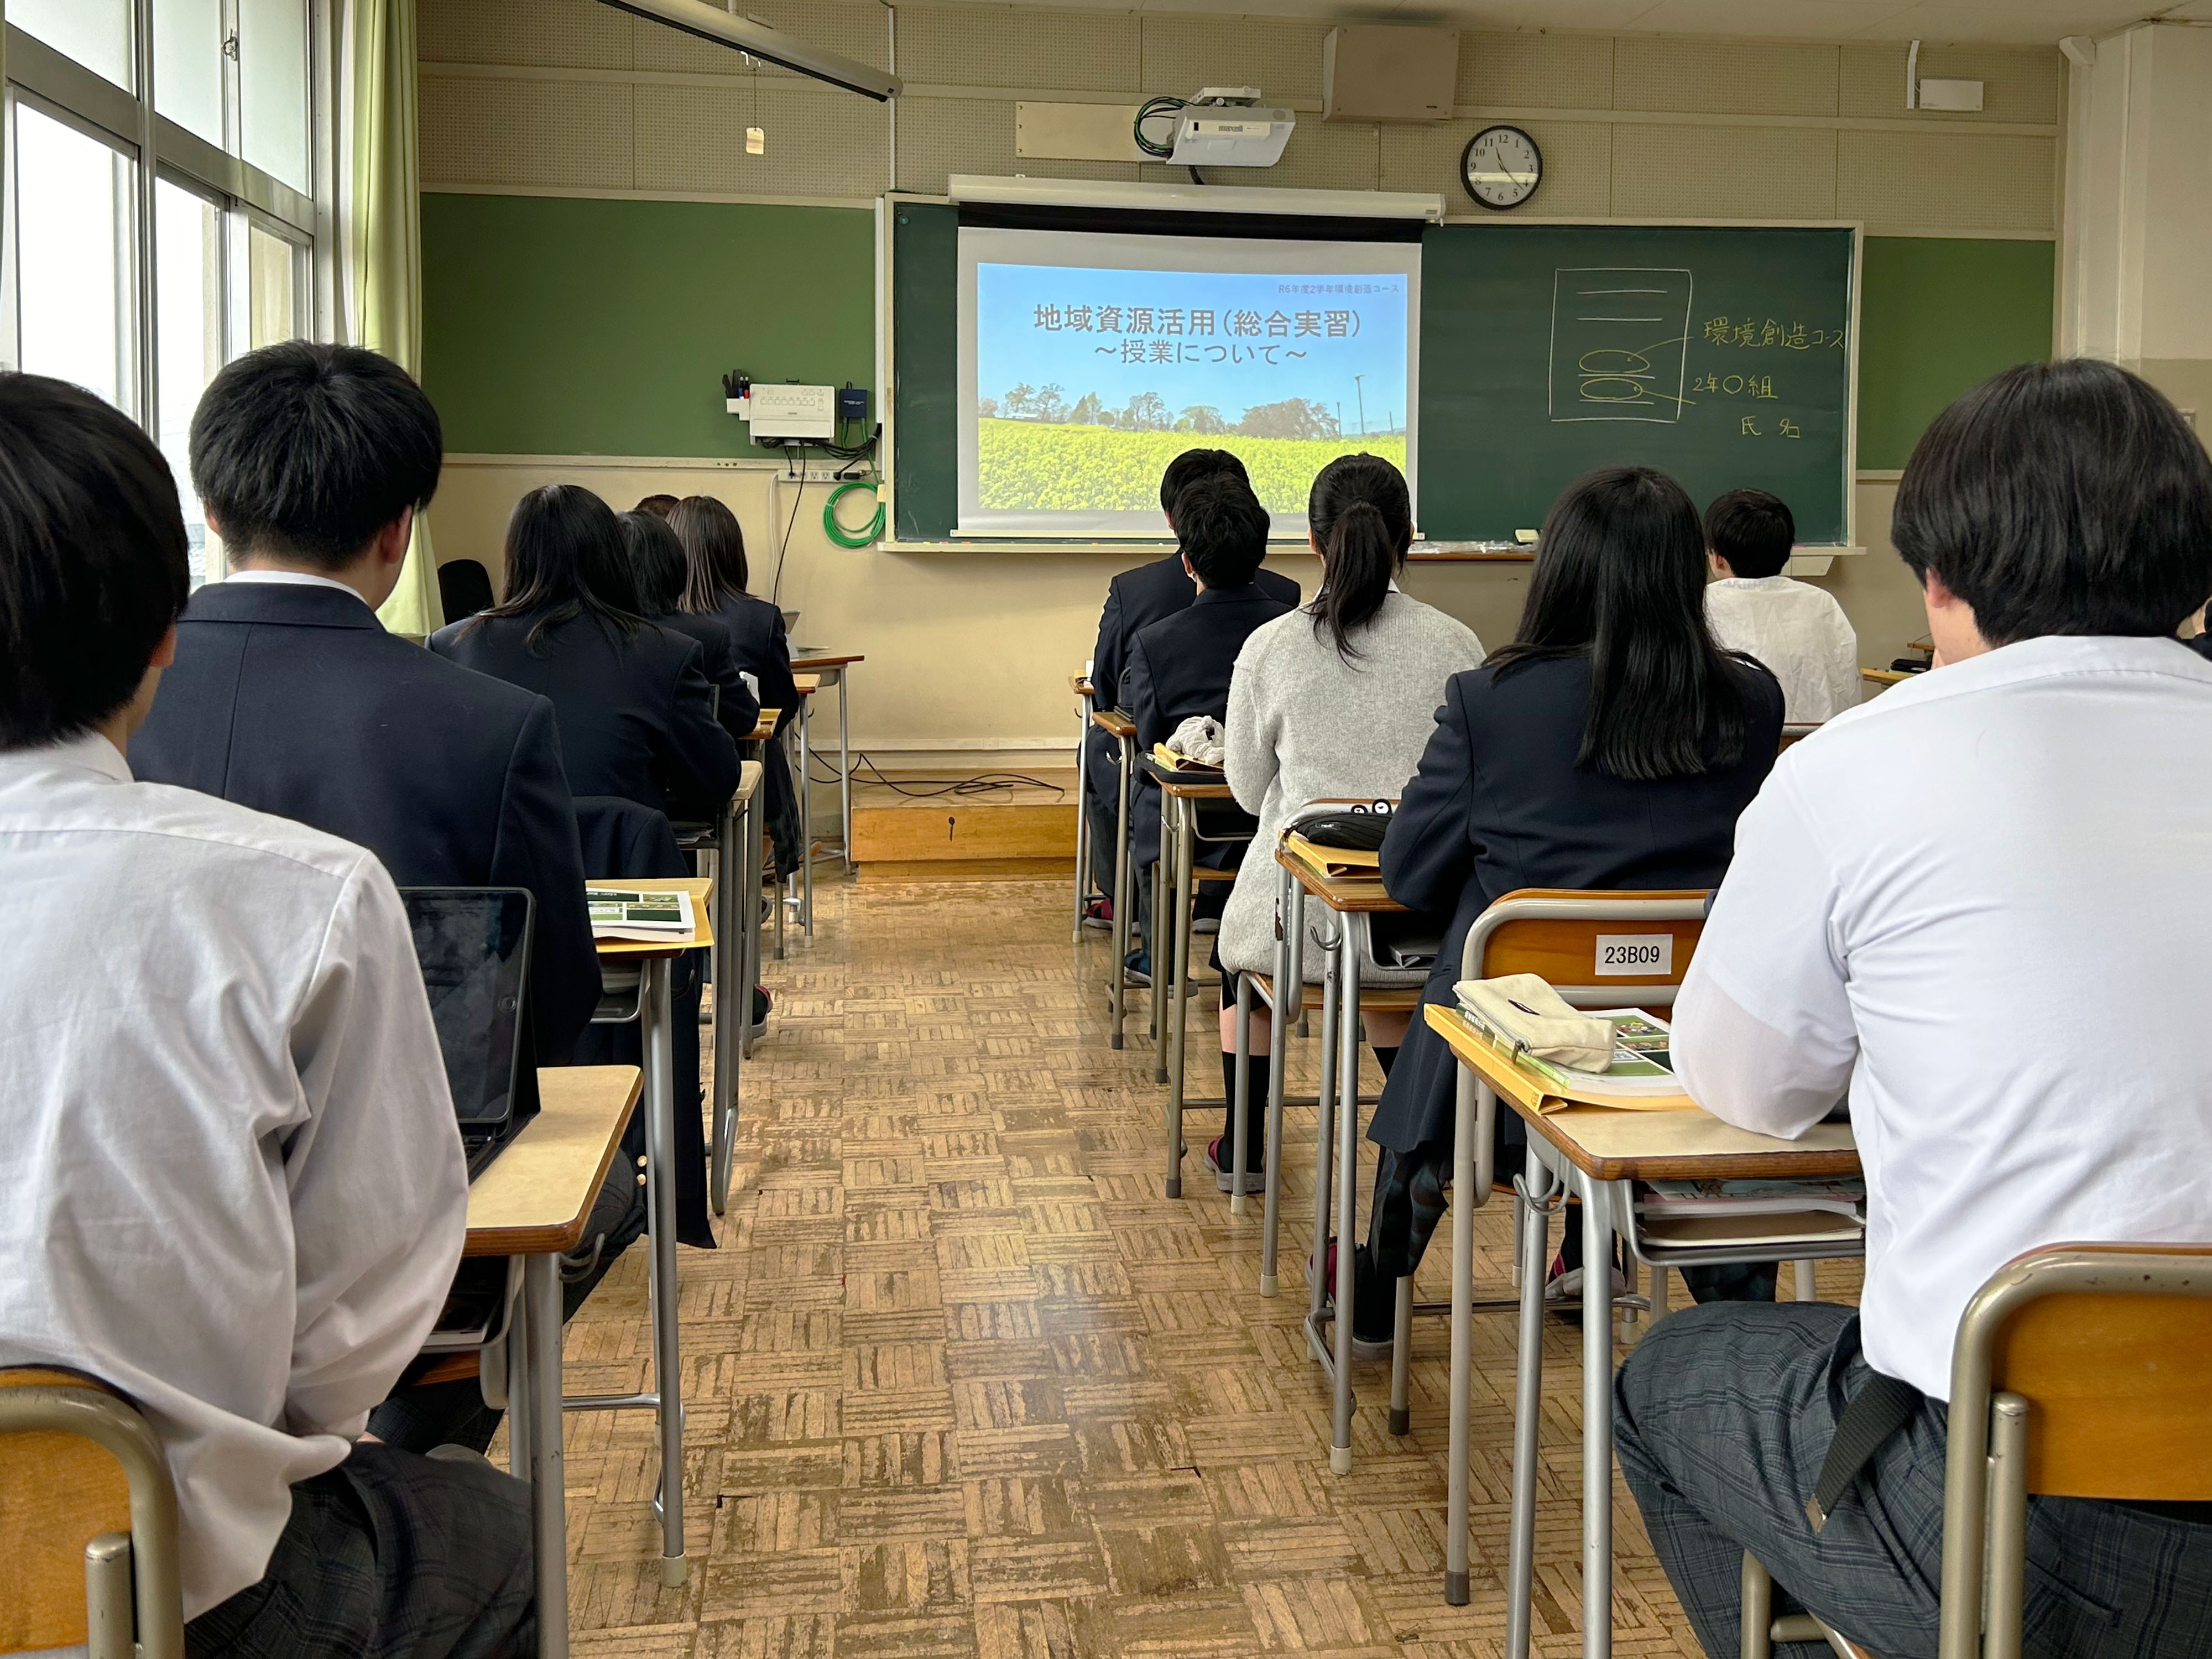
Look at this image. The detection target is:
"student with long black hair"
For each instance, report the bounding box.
[430,484,738,817]
[618,509,761,744]
[666,494,803,871]
[1208,453,1483,1192]
[1339,465,1783,1351]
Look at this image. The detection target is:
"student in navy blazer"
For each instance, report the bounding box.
[1084,450,1301,894]
[430,486,740,822]
[1344,466,1785,1348]
[667,494,804,868]
[618,509,762,746]
[128,342,602,1067]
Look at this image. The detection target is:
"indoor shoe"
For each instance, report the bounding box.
[1124,950,1151,987]
[1307,1239,1396,1359]
[1544,1255,1629,1305]
[1203,1136,1264,1196]
[1082,898,1113,930]
[749,985,773,1041]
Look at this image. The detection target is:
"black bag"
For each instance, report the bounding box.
[1294,802,1393,852]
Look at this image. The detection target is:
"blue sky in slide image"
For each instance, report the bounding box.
[975,261,1410,434]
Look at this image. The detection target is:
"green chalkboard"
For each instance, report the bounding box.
[1418,223,1855,544]
[890,202,959,541]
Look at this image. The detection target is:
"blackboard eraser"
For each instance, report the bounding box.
[1514,529,1539,545]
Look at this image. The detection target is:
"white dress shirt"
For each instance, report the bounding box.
[221,568,367,601]
[0,735,466,1618]
[1673,636,2212,1400]
[1705,575,1860,723]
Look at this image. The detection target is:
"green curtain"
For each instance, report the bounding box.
[343,0,442,635]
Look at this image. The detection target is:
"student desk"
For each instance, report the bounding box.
[1425,1004,1860,1654]
[591,876,713,1591]
[1091,707,1139,1048]
[465,1063,641,1659]
[1149,761,1244,1183]
[1071,673,1097,940]
[1265,843,1423,1475]
[791,651,864,875]
[1861,666,1916,690]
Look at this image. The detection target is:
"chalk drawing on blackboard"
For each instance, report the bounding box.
[1548,268,1695,424]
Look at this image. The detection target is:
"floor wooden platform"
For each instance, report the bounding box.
[532,875,1861,1657]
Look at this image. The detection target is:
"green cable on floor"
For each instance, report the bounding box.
[822,478,885,549]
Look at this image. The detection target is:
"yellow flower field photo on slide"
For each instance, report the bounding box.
[978,420,1406,516]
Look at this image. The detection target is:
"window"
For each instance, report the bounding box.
[4,1,326,587]
[11,102,135,409]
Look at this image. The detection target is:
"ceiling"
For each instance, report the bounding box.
[922,0,2212,46]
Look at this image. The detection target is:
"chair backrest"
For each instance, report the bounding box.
[1461,887,1710,1008]
[1780,723,1820,752]
[437,557,495,620]
[1954,1242,2212,1503]
[0,1368,184,1658]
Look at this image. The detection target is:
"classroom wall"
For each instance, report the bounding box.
[416,0,2062,763]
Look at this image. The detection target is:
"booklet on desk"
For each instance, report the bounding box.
[1281,833,1382,882]
[1451,999,1701,1112]
[587,886,695,941]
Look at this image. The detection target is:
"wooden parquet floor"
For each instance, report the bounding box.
[537,877,1859,1657]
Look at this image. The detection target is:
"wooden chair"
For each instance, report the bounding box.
[0,1368,184,1658]
[1743,1240,2212,1659]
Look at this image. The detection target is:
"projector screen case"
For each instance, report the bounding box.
[1322,26,1460,123]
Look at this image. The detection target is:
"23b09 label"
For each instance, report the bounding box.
[1593,933,1673,976]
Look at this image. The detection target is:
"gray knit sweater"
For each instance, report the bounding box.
[1218,590,1486,980]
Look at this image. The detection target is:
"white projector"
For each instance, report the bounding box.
[1170,87,1295,168]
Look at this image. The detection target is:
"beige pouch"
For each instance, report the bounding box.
[1455,973,1615,1072]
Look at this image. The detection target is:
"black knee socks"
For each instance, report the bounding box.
[1218,1051,1269,1170]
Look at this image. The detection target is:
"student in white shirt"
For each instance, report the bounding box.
[0,374,534,1654]
[1616,359,2212,1658]
[1702,487,1859,722]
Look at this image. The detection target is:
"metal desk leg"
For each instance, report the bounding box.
[711,797,741,1216]
[1260,863,1301,1297]
[742,781,765,1062]
[1445,1070,1478,1605]
[1150,798,1170,1076]
[1505,1154,1558,1651]
[640,957,687,1587]
[1329,927,1361,1475]
[837,669,853,876]
[1579,1173,1615,1658]
[798,696,813,937]
[1072,698,1092,940]
[1165,791,1196,1198]
[1109,736,1133,1050]
[1305,938,1340,1340]
[1230,969,1251,1217]
[1389,1276,1414,1435]
[524,1252,570,1659]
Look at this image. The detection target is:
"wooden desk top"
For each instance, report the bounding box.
[1091,708,1136,739]
[1277,844,1407,914]
[1072,675,1095,698]
[1426,1005,1859,1182]
[465,1065,641,1256]
[792,653,864,671]
[793,674,821,696]
[1861,667,1915,687]
[1137,754,1235,799]
[591,876,714,959]
[748,709,781,741]
[733,758,762,806]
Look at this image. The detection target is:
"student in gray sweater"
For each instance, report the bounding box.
[1206,455,1485,1191]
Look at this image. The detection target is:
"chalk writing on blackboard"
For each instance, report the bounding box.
[1548,268,1694,425]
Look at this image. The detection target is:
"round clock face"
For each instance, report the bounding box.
[1462,126,1543,210]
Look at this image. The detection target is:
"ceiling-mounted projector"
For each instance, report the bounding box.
[1170,87,1295,168]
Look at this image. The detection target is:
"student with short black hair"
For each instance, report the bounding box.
[1623,359,2212,1659]
[432,485,739,821]
[1080,450,1302,914]
[0,371,533,1652]
[1340,465,1785,1352]
[1119,474,1295,980]
[1702,487,1859,722]
[1210,454,1484,1191]
[131,341,602,1068]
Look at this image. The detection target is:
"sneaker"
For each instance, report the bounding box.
[1203,1136,1264,1196]
[1082,898,1113,930]
[1124,950,1151,988]
[1544,1254,1629,1305]
[1191,916,1219,935]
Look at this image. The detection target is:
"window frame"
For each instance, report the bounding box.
[2,0,331,421]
